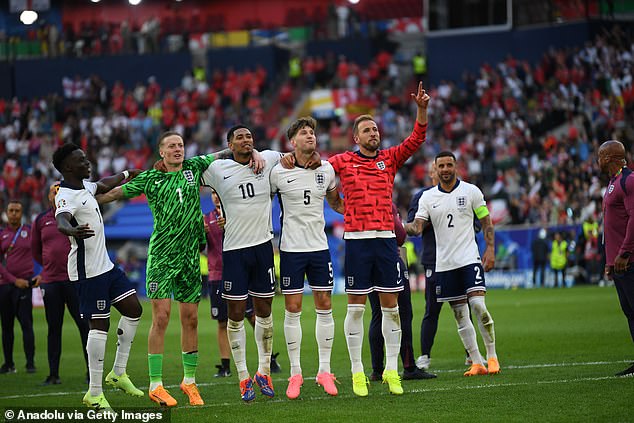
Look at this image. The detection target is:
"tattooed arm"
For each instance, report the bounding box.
[480,215,495,271]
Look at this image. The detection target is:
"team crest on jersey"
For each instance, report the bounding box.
[20,230,28,238]
[224,280,232,291]
[96,300,106,311]
[211,307,219,317]
[183,170,195,186]
[315,172,326,189]
[376,161,386,170]
[56,198,66,208]
[149,282,158,293]
[608,184,615,194]
[347,276,354,286]
[282,277,291,287]
[456,196,467,210]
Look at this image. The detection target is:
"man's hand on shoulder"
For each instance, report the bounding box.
[153,159,167,173]
[306,151,322,170]
[250,150,265,174]
[280,153,296,170]
[128,169,143,179]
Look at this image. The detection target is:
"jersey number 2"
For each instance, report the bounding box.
[447,213,454,228]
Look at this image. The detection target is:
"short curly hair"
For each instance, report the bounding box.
[52,143,81,173]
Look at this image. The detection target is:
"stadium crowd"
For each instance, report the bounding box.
[0,25,633,230]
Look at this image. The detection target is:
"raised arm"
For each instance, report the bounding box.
[480,214,495,271]
[95,169,141,195]
[326,188,344,214]
[411,81,430,126]
[96,186,125,205]
[214,148,266,173]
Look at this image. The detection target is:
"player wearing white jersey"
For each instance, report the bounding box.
[269,117,344,399]
[405,151,500,376]
[201,125,283,402]
[53,143,144,411]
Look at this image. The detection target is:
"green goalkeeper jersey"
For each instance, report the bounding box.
[121,154,214,301]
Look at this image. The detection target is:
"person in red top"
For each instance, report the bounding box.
[598,140,634,377]
[327,82,430,396]
[0,200,35,374]
[31,182,89,385]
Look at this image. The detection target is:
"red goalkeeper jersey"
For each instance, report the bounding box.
[329,122,427,238]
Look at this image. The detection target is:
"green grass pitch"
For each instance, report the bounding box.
[0,286,631,422]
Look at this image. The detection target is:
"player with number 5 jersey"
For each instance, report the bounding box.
[269,117,344,400]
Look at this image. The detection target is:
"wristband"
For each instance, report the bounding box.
[122,170,130,179]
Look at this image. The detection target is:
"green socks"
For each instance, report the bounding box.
[182,351,198,383]
[148,352,198,386]
[148,354,163,384]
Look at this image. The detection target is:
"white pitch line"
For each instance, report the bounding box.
[0,359,629,400]
[134,375,620,410]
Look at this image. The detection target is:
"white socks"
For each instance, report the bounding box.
[381,306,401,372]
[451,303,484,365]
[113,316,139,377]
[227,318,248,380]
[284,310,302,376]
[87,329,108,396]
[255,315,273,376]
[469,296,497,359]
[315,309,334,374]
[344,304,365,374]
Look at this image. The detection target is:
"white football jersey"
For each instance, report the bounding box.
[270,160,337,252]
[54,180,114,280]
[202,150,282,251]
[415,180,486,272]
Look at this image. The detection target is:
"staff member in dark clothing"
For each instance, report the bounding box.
[0,200,35,374]
[531,228,549,288]
[32,182,89,385]
[597,140,634,377]
[368,203,436,380]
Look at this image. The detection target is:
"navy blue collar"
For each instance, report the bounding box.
[60,180,84,190]
[438,179,460,193]
[354,150,380,160]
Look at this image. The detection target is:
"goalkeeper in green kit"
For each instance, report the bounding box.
[99,131,263,407]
